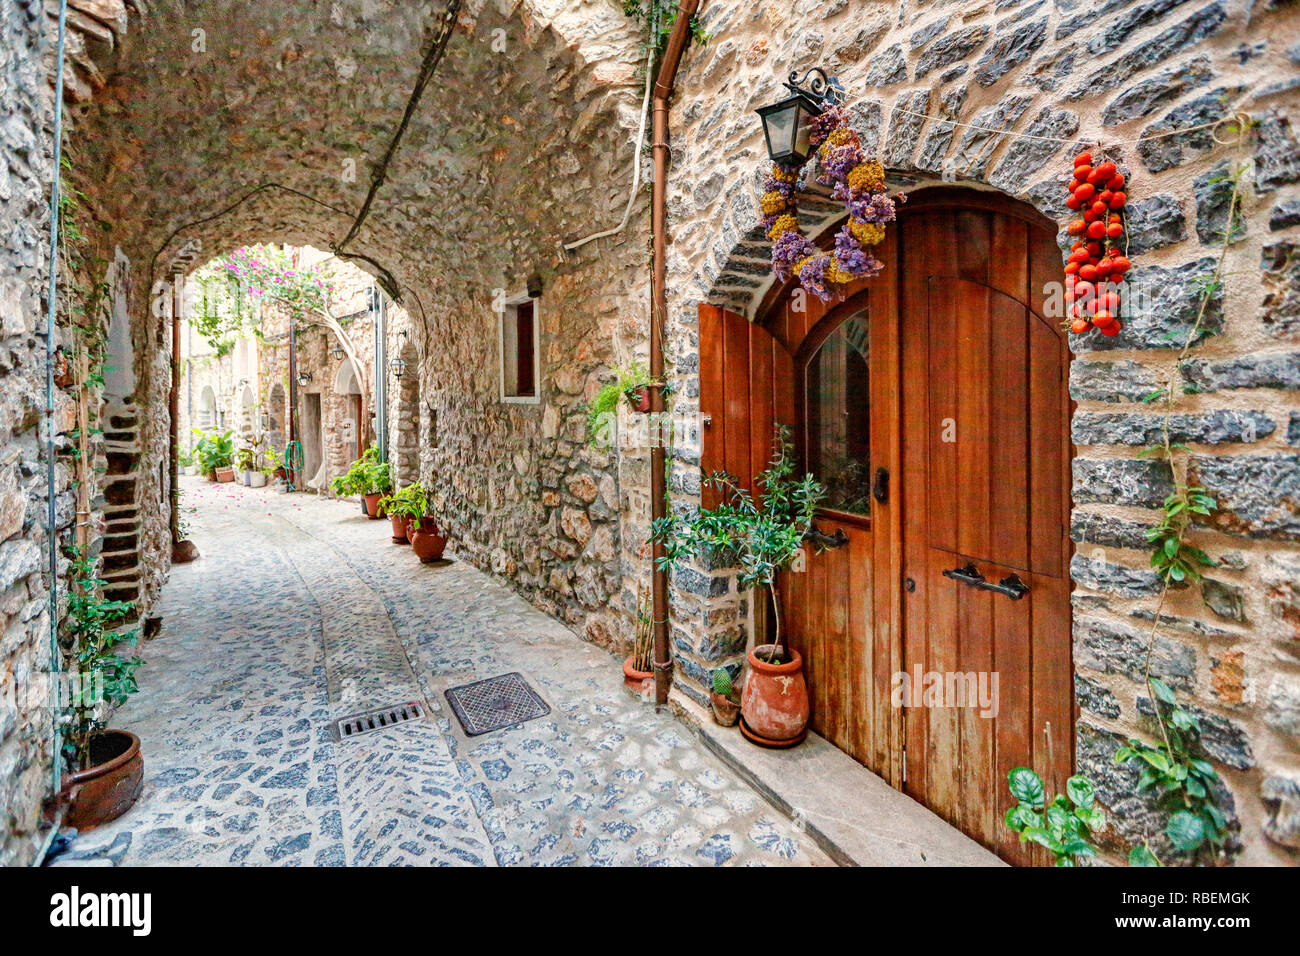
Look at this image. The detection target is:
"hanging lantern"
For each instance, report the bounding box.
[390,354,407,378]
[754,68,843,166]
[296,370,313,387]
[331,344,346,361]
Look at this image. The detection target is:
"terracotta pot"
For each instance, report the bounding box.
[205,470,217,482]
[215,466,235,483]
[628,385,652,413]
[623,656,653,695]
[390,513,409,544]
[409,516,447,563]
[710,692,741,727]
[63,730,143,831]
[740,644,809,745]
[363,493,382,518]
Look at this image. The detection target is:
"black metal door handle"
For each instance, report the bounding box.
[804,523,849,550]
[941,563,1029,600]
[873,466,889,504]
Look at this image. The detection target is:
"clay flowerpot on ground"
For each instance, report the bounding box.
[739,645,809,746]
[379,481,445,560]
[329,444,393,519]
[709,667,742,727]
[61,547,145,829]
[63,730,145,830]
[623,593,655,695]
[649,424,823,747]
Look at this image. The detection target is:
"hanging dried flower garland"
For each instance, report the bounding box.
[758,105,903,301]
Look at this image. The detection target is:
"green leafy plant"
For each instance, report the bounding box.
[1115,677,1227,862]
[649,424,824,662]
[1003,768,1105,866]
[330,444,392,497]
[192,429,234,474]
[378,481,430,519]
[63,547,142,771]
[234,447,256,472]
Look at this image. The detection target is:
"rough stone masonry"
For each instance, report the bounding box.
[0,0,1297,867]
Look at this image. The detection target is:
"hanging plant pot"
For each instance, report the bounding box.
[62,730,144,831]
[626,386,652,414]
[409,516,447,563]
[622,656,653,694]
[390,513,410,544]
[363,493,382,518]
[739,644,809,747]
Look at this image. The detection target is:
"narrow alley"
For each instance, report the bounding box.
[50,478,827,867]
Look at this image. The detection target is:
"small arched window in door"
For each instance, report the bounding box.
[805,308,871,516]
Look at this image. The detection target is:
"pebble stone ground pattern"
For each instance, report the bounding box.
[52,477,830,867]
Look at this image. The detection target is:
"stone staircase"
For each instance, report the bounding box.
[99,402,143,619]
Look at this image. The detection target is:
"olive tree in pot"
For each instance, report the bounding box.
[61,547,145,829]
[650,425,824,746]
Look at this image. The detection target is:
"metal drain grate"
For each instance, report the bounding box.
[337,700,425,740]
[444,672,550,736]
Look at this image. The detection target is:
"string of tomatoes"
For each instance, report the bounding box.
[1064,151,1130,337]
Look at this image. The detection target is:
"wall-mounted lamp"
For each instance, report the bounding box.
[526,273,543,299]
[296,370,313,387]
[755,68,845,167]
[331,344,346,361]
[390,355,407,378]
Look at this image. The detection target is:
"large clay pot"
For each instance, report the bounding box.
[623,656,652,695]
[740,644,809,746]
[390,513,409,544]
[63,730,144,830]
[363,493,382,518]
[409,516,447,563]
[215,466,235,483]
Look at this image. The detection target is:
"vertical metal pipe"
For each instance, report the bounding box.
[288,317,298,487]
[650,0,701,707]
[168,272,182,544]
[43,0,70,798]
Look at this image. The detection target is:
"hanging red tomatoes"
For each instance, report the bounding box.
[1065,151,1126,336]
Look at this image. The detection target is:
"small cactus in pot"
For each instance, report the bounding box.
[710,667,742,727]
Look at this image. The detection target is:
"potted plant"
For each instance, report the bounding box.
[709,668,742,726]
[586,361,671,447]
[623,593,654,695]
[381,482,447,562]
[194,429,235,482]
[330,445,392,518]
[60,547,144,830]
[650,424,824,747]
[235,447,256,486]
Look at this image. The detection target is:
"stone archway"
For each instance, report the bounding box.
[198,385,217,431]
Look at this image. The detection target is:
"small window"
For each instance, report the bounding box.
[500,297,539,402]
[805,309,871,515]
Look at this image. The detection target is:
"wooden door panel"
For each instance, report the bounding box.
[900,200,1072,867]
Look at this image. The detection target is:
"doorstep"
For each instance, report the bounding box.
[695,720,1005,867]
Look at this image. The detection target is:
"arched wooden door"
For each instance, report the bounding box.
[701,188,1073,865]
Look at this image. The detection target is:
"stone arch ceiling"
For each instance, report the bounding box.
[64,0,646,313]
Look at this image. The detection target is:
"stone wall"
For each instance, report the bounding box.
[661,0,1300,864]
[0,0,60,867]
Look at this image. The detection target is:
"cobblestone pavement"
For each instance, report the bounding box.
[53,478,830,867]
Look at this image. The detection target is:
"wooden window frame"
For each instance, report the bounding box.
[498,292,541,405]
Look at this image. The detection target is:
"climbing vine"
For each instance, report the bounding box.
[621,0,709,62]
[1118,122,1253,865]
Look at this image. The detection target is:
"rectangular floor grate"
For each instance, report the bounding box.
[337,700,425,740]
[444,672,550,736]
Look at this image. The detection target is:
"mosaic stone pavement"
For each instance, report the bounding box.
[52,478,830,867]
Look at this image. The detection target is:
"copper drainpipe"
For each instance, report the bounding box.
[651,0,701,707]
[169,271,182,545]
